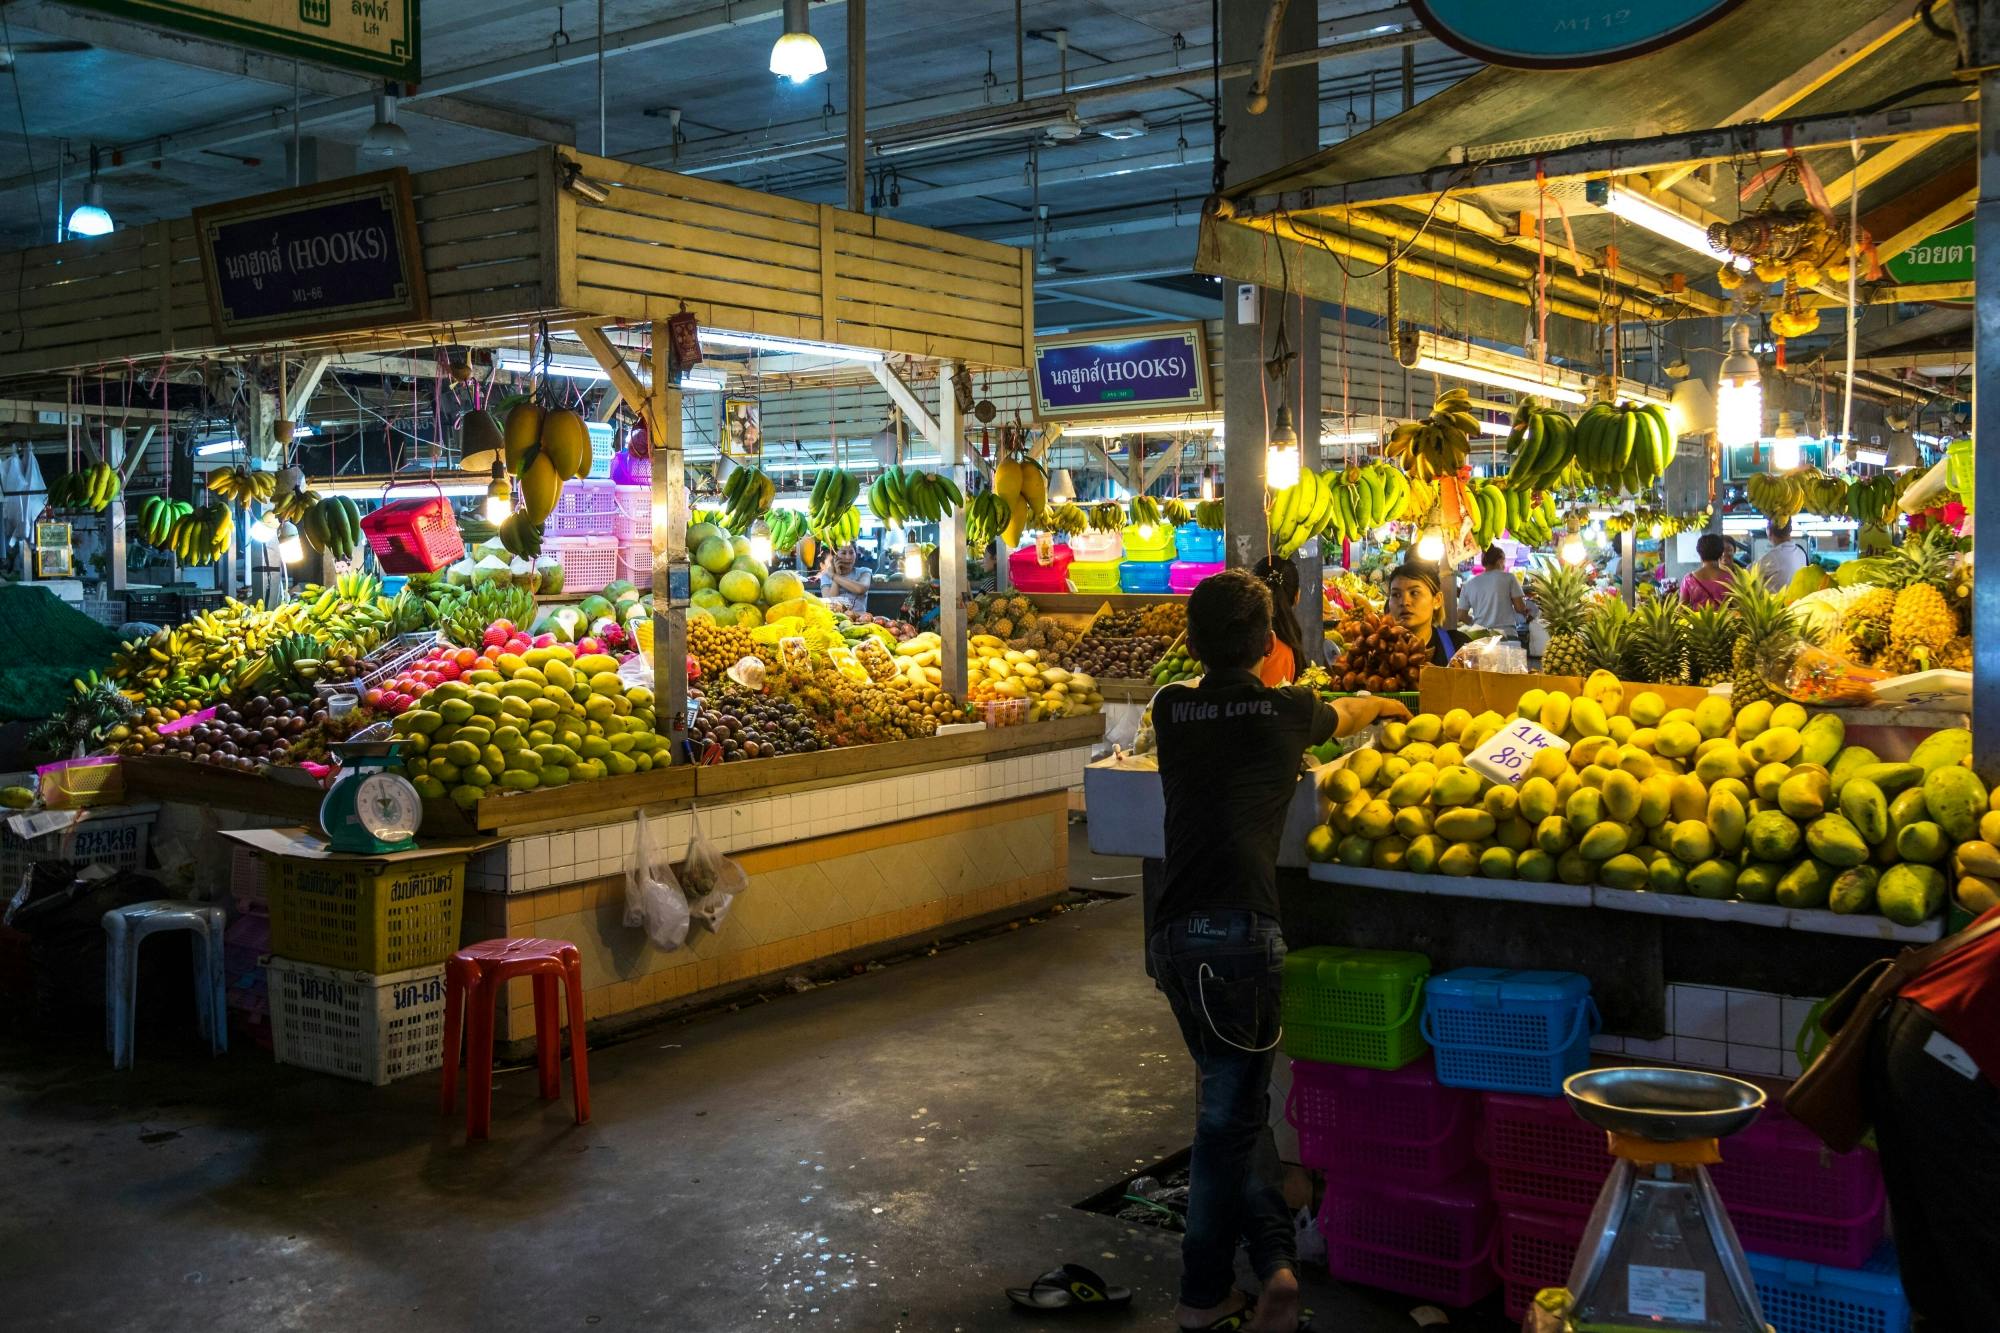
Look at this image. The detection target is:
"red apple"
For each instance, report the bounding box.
[533,633,556,648]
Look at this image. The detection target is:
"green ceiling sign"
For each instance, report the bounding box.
[71,0,418,82]
[1410,0,1745,69]
[1885,221,1973,288]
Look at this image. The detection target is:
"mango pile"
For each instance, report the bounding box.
[1309,668,1980,927]
[388,639,670,808]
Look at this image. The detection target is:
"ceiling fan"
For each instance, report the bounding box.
[0,40,92,72]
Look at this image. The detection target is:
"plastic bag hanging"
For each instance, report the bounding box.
[624,808,689,951]
[682,805,747,931]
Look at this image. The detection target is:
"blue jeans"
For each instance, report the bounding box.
[1148,910,1294,1309]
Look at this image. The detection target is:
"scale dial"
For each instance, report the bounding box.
[352,771,421,842]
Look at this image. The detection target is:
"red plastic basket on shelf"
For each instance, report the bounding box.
[359,480,464,573]
[1477,1091,1612,1216]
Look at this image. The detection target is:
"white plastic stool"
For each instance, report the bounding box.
[102,900,228,1069]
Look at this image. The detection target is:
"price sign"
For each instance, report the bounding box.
[1466,717,1570,787]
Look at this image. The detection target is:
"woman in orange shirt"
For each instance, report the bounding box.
[1252,555,1306,685]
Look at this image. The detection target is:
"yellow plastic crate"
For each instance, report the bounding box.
[265,851,467,973]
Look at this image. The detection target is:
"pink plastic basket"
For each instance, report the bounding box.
[1169,559,1225,594]
[615,546,653,591]
[1287,1056,1478,1183]
[1497,1209,1588,1321]
[1319,1167,1497,1308]
[546,480,619,537]
[1712,1107,1887,1268]
[549,536,619,594]
[1009,543,1072,594]
[1478,1091,1612,1216]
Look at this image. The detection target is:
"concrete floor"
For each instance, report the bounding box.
[2,828,1507,1332]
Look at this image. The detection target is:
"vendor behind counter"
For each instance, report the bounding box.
[1385,562,1460,665]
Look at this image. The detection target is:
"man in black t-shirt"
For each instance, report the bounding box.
[1150,570,1407,1332]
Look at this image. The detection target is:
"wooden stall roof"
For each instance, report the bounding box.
[0,147,1034,381]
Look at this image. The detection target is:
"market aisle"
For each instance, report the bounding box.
[1,833,1440,1333]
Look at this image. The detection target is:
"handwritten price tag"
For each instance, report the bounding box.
[1466,717,1571,787]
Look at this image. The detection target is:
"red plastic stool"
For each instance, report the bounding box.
[439,937,590,1141]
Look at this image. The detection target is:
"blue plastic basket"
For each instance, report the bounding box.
[1119,559,1173,594]
[1421,968,1600,1096]
[1747,1244,1909,1333]
[1175,523,1224,562]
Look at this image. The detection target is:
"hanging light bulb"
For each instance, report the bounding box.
[1416,528,1445,563]
[749,525,774,566]
[278,522,305,565]
[65,149,113,239]
[1650,521,1666,539]
[902,544,925,580]
[1714,321,1764,449]
[247,512,278,545]
[1559,534,1588,566]
[1200,465,1216,501]
[362,84,412,157]
[1265,404,1301,491]
[769,0,827,83]
[1048,468,1077,503]
[483,463,512,525]
[1769,410,1806,472]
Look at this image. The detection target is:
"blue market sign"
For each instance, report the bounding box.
[1032,323,1211,423]
[194,170,429,339]
[1410,0,1747,69]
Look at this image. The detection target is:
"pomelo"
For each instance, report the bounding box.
[762,570,805,604]
[696,535,736,574]
[729,554,769,583]
[692,588,727,612]
[719,569,762,604]
[689,565,717,594]
[685,521,724,553]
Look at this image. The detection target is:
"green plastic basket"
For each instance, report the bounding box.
[1949,438,1975,512]
[1281,946,1431,1069]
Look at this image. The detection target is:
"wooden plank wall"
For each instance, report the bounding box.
[557,149,1032,369]
[0,152,559,379]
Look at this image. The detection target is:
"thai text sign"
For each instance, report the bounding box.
[1410,0,1743,69]
[71,0,418,82]
[1032,323,1211,422]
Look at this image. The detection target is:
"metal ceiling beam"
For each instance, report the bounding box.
[1650,3,1918,190]
[1034,288,1189,321]
[0,0,812,198]
[1822,92,1977,206]
[1863,161,1977,259]
[866,363,940,447]
[5,2,577,146]
[633,19,1428,177]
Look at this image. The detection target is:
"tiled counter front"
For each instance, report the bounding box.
[461,745,1091,1040]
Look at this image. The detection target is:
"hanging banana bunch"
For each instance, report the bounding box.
[1384,388,1479,481]
[807,468,862,545]
[1128,495,1164,529]
[497,510,545,558]
[868,466,965,526]
[1745,471,1806,525]
[137,496,194,550]
[297,495,363,555]
[1571,399,1675,495]
[1161,498,1191,527]
[1194,499,1225,531]
[1088,500,1127,534]
[272,487,322,523]
[965,491,1011,550]
[1048,502,1089,537]
[765,508,807,555]
[720,465,776,534]
[166,503,233,563]
[1503,396,1578,493]
[208,465,278,505]
[48,461,121,512]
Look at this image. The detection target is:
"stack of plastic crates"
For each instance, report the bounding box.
[1480,1092,1611,1320]
[1422,967,1600,1095]
[260,847,466,1084]
[1318,1168,1497,1308]
[609,485,652,588]
[545,479,620,537]
[1710,1105,1886,1267]
[1281,946,1429,1069]
[1746,1243,1910,1333]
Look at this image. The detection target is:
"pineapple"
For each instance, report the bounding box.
[1726,575,1800,707]
[1942,635,1973,671]
[1630,596,1690,685]
[1580,598,1633,678]
[1527,563,1594,678]
[1842,586,1895,653]
[1685,605,1738,686]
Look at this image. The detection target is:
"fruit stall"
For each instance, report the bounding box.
[1,146,1112,1046]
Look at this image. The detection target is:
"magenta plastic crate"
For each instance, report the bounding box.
[1712,1107,1887,1268]
[1009,543,1073,593]
[1286,1055,1478,1183]
[1319,1166,1497,1308]
[1478,1091,1611,1216]
[1169,560,1225,594]
[1497,1208,1588,1322]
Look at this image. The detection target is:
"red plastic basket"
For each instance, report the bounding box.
[549,536,619,594]
[1711,1107,1887,1267]
[1478,1091,1612,1216]
[359,481,464,573]
[1497,1209,1588,1321]
[1319,1167,1497,1308]
[1287,1056,1478,1183]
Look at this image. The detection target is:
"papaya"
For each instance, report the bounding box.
[1922,765,1988,842]
[1878,863,1946,926]
[1805,813,1870,867]
[1840,779,1890,845]
[1829,865,1880,915]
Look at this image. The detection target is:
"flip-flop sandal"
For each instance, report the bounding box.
[1005,1262,1134,1312]
[1172,1291,1256,1330]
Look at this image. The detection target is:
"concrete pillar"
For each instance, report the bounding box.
[285,137,358,185]
[1221,0,1322,658]
[1969,0,2000,775]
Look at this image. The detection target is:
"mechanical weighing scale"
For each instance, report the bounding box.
[319,723,422,854]
[1526,1067,1773,1333]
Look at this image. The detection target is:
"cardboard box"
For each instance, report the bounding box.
[1083,756,1321,866]
[1417,666,1711,718]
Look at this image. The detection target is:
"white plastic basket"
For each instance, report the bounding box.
[266,956,449,1085]
[0,803,157,885]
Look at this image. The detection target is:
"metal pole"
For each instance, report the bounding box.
[1971,0,2000,780]
[1400,43,1415,114]
[650,316,688,756]
[105,427,127,594]
[846,0,866,213]
[938,363,968,700]
[1620,528,1636,607]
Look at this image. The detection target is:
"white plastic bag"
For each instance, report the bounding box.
[624,808,690,951]
[681,807,747,931]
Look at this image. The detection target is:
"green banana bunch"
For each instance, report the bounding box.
[1161,498,1192,527]
[1467,478,1556,547]
[1504,397,1579,493]
[1194,499,1226,531]
[497,511,544,558]
[721,465,776,534]
[1845,471,1899,527]
[1603,507,1711,539]
[1745,471,1805,524]
[868,466,965,526]
[1088,501,1126,533]
[765,508,807,555]
[1267,470,1337,558]
[807,467,862,542]
[1571,399,1675,496]
[964,491,1011,550]
[138,496,194,549]
[1385,388,1481,481]
[208,466,278,505]
[299,495,363,555]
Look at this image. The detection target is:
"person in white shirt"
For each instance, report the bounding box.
[818,545,874,614]
[1756,520,1809,593]
[1457,545,1528,631]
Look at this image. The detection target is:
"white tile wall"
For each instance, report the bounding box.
[1653,982,1822,1076]
[469,744,1092,893]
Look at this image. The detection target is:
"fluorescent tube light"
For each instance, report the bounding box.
[196,439,244,457]
[699,329,885,364]
[1596,184,1752,272]
[679,367,728,392]
[494,350,610,382]
[310,475,492,498]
